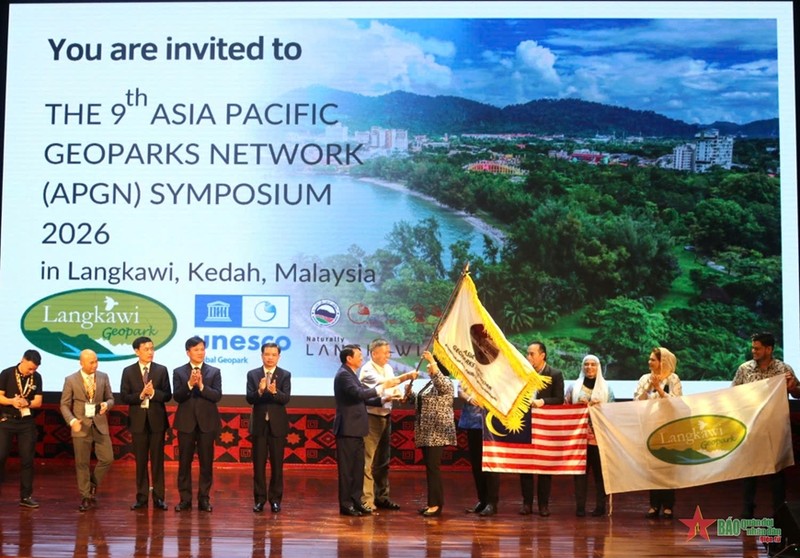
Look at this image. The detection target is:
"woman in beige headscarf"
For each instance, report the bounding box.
[634,347,682,519]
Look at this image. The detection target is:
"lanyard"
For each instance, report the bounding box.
[15,369,35,399]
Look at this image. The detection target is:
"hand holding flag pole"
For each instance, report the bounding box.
[401,262,471,404]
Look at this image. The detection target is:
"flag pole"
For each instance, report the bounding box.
[411,261,470,377]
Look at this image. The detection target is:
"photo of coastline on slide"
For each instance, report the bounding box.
[1,2,796,396]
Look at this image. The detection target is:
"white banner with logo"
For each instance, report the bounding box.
[591,375,794,494]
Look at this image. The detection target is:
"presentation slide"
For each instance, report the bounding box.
[1,2,796,397]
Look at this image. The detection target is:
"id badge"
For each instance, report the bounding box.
[85,402,96,418]
[20,407,31,418]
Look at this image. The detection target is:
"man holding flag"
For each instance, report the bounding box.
[733,332,800,518]
[518,341,564,517]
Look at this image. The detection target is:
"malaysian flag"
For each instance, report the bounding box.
[482,404,589,474]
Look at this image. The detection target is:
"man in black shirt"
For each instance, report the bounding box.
[0,350,43,508]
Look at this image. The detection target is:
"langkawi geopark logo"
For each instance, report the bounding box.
[647,415,747,465]
[20,288,177,361]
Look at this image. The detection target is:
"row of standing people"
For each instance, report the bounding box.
[0,335,447,518]
[460,334,799,520]
[0,336,277,514]
[2,332,798,518]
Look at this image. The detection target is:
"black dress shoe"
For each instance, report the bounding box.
[354,503,372,515]
[465,502,486,514]
[576,508,586,517]
[591,507,606,517]
[271,502,281,513]
[422,507,442,517]
[130,501,148,510]
[79,498,92,512]
[153,499,168,511]
[519,504,533,516]
[198,501,213,513]
[539,505,551,517]
[175,501,192,512]
[645,508,659,519]
[253,503,265,513]
[339,506,362,517]
[479,504,497,517]
[375,499,401,510]
[19,497,40,509]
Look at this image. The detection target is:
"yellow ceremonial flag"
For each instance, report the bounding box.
[432,274,548,431]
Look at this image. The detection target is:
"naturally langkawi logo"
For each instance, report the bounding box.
[647,415,747,465]
[21,289,177,361]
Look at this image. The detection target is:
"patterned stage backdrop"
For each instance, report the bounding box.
[10,405,800,468]
[28,405,472,468]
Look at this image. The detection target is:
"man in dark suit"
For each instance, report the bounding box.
[120,336,172,511]
[172,336,222,512]
[246,342,291,513]
[60,349,115,512]
[519,340,565,517]
[333,344,415,516]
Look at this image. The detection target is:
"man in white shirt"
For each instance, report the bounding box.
[359,338,402,511]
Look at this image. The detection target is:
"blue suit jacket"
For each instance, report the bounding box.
[245,365,291,437]
[333,364,380,438]
[172,362,222,433]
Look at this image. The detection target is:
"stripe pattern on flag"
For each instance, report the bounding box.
[482,404,589,474]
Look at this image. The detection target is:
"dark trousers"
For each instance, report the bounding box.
[466,429,499,505]
[520,474,553,507]
[422,446,445,508]
[0,418,37,499]
[336,435,364,508]
[743,471,786,516]
[131,421,167,503]
[574,444,606,512]
[252,433,286,504]
[177,428,215,504]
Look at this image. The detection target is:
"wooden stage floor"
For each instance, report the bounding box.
[1,461,797,557]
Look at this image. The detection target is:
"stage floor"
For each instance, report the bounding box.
[0,461,796,557]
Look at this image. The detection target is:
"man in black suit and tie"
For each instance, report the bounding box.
[333,344,416,516]
[120,336,172,511]
[246,342,291,513]
[172,336,222,512]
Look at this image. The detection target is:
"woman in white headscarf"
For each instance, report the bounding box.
[565,354,615,517]
[634,347,682,520]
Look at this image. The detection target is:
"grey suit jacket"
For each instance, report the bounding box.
[60,370,115,437]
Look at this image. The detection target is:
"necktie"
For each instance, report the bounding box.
[142,366,149,385]
[84,374,95,401]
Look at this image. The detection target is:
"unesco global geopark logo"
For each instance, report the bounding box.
[20,288,177,361]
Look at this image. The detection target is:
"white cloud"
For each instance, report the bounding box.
[515,40,560,85]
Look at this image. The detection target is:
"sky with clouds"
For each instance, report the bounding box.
[324,18,781,125]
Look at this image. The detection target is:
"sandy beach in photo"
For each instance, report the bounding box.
[359,177,507,246]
